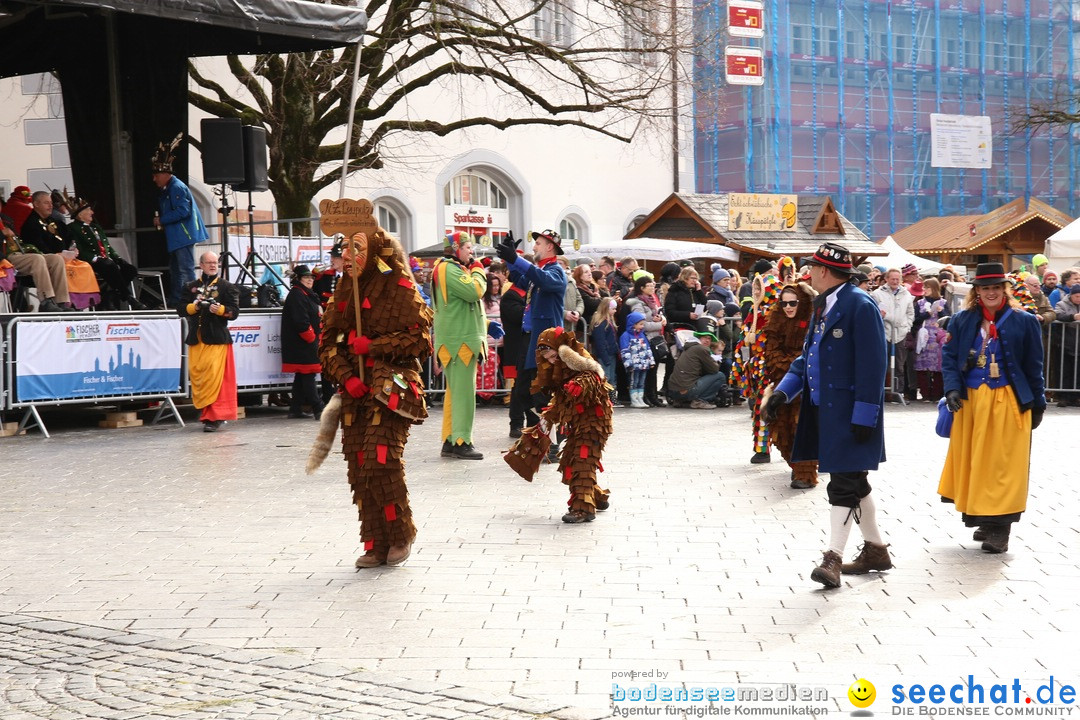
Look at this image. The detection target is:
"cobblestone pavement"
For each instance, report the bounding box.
[1,398,1077,718]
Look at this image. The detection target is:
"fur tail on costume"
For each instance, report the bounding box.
[306,394,341,474]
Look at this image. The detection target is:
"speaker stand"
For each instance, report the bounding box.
[240,191,285,289]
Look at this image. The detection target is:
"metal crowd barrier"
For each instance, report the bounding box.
[1044,320,1080,394]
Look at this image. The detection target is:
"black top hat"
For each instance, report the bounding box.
[803,242,854,274]
[971,262,1008,286]
[692,315,719,341]
[531,229,564,255]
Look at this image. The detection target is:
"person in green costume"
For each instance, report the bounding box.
[433,231,488,459]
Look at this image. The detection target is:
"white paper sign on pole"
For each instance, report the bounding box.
[930,114,993,169]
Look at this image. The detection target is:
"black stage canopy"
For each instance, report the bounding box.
[0,0,366,267]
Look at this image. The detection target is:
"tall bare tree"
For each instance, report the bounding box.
[188,0,706,231]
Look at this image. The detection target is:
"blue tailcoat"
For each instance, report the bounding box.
[508,256,567,370]
[775,282,888,473]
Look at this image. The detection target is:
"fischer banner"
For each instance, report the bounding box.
[14,316,183,402]
[229,312,293,387]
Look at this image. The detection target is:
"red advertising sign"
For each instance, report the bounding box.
[728,0,764,38]
[725,47,764,86]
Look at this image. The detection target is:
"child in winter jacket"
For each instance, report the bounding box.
[619,311,654,408]
[591,298,620,406]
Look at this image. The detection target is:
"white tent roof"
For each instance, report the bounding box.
[877,236,958,275]
[1044,218,1080,269]
[565,238,739,263]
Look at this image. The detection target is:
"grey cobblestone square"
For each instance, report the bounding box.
[1,402,1077,717]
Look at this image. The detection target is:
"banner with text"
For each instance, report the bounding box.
[930,114,993,169]
[229,312,294,388]
[15,317,183,403]
[225,235,328,284]
[727,193,798,231]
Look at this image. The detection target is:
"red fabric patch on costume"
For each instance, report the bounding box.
[397,277,413,289]
[579,445,589,459]
[364,539,374,551]
[503,366,517,379]
[362,297,371,309]
[574,403,584,414]
[336,301,347,313]
[598,461,604,473]
[566,382,582,397]
[387,393,400,410]
[383,504,397,521]
[356,451,364,467]
[553,326,563,336]
[366,357,374,367]
[408,381,420,397]
[376,444,388,464]
[595,405,604,417]
[567,494,574,508]
[564,467,572,480]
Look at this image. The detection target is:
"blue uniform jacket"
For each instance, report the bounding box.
[508,255,566,369]
[158,176,208,253]
[775,282,888,473]
[941,306,1046,412]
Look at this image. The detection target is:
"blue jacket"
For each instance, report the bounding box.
[775,282,888,473]
[158,176,208,253]
[507,255,566,369]
[590,320,619,365]
[941,305,1046,412]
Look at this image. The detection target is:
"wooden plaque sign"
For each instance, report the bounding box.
[319,198,379,238]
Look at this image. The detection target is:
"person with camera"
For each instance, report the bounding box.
[179,251,240,432]
[938,263,1046,554]
[763,243,891,589]
[432,231,488,460]
[666,316,729,409]
[495,228,567,456]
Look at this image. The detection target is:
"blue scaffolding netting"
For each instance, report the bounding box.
[692,0,1080,241]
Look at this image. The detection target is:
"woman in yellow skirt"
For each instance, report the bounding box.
[939,262,1046,553]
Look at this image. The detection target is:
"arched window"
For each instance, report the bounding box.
[626,214,648,234]
[443,172,509,210]
[376,204,399,234]
[559,218,579,242]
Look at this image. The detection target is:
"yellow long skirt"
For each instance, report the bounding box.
[938,384,1031,517]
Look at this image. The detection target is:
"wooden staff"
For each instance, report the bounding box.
[350,233,365,383]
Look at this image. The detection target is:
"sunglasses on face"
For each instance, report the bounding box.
[779,300,799,308]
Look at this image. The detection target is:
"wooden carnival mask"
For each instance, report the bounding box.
[342,232,368,277]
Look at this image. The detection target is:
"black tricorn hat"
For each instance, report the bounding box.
[971,262,1007,286]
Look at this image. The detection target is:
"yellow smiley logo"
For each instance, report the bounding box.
[848,679,876,709]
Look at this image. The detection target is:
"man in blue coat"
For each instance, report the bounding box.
[764,243,893,589]
[152,134,209,308]
[496,228,567,441]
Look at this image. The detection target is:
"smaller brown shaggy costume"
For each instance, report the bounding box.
[530,327,614,522]
[762,282,819,487]
[319,230,433,564]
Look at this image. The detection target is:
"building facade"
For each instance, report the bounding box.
[693,0,1080,240]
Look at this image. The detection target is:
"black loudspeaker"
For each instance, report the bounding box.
[234,125,269,192]
[200,118,245,184]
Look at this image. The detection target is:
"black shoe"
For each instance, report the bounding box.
[287,411,313,419]
[127,298,148,311]
[595,496,610,511]
[451,442,483,460]
[750,452,771,464]
[981,526,1010,553]
[441,440,455,457]
[972,526,988,542]
[509,426,523,439]
[202,420,222,432]
[38,298,64,313]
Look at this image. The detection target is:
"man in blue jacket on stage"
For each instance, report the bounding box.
[496,228,567,445]
[152,133,209,308]
[764,242,893,589]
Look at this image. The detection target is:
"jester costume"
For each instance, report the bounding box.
[431,232,487,456]
[731,269,784,458]
[763,282,819,488]
[319,230,433,568]
[528,327,613,523]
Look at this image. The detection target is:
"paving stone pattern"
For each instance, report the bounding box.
[0,400,1077,717]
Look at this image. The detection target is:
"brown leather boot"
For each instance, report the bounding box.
[841,542,893,574]
[354,550,386,569]
[972,527,988,542]
[811,551,843,588]
[386,543,412,566]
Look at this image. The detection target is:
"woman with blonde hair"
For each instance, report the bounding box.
[938,262,1045,554]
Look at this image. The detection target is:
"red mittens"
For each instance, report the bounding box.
[347,330,371,355]
[344,377,369,398]
[300,326,316,343]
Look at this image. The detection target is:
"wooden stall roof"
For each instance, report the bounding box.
[626,193,885,259]
[892,198,1074,255]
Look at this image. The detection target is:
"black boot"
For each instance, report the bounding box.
[981,525,1010,553]
[451,442,483,460]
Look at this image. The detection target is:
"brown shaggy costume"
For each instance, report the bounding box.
[319,230,433,563]
[531,327,614,521]
[763,282,819,487]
